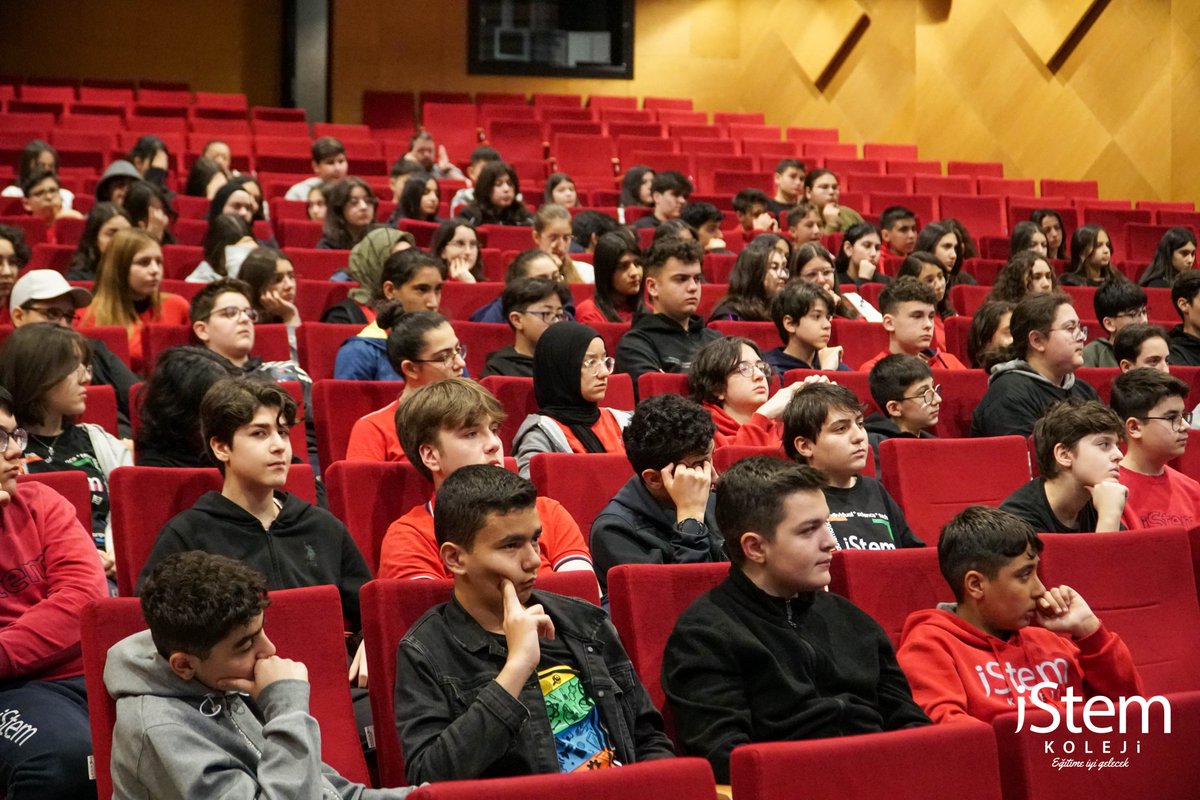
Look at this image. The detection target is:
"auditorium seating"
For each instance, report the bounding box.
[403,758,716,799]
[360,572,600,787]
[529,452,634,535]
[828,547,949,646]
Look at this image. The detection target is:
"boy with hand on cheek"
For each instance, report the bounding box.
[763,281,848,373]
[395,465,673,783]
[1110,368,1200,528]
[1000,400,1127,533]
[663,457,928,782]
[784,382,923,550]
[897,506,1141,724]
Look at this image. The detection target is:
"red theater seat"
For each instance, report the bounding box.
[828,547,949,647]
[312,379,399,468]
[529,452,634,534]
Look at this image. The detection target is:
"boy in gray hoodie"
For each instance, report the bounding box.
[105,551,416,799]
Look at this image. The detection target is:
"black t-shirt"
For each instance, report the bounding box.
[824,476,924,550]
[765,198,795,216]
[999,478,1099,533]
[23,424,109,544]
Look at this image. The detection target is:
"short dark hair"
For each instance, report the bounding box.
[716,456,827,567]
[770,281,831,344]
[390,157,423,180]
[200,377,297,451]
[938,506,1043,603]
[311,136,345,162]
[880,206,917,230]
[0,224,32,268]
[1171,270,1200,320]
[732,188,769,214]
[1110,367,1190,422]
[1032,400,1124,478]
[782,383,861,460]
[432,464,538,550]
[868,354,933,412]
[469,146,501,165]
[397,378,506,481]
[505,249,555,283]
[501,277,568,329]
[774,158,805,175]
[372,309,450,371]
[680,202,724,229]
[140,551,271,659]
[643,237,703,277]
[189,277,253,324]
[650,170,692,197]
[1092,278,1147,326]
[571,210,620,249]
[1002,292,1073,362]
[878,275,937,315]
[785,201,820,229]
[623,394,716,474]
[1112,323,1168,366]
[20,166,58,196]
[688,336,763,406]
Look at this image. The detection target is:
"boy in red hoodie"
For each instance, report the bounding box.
[896,505,1142,724]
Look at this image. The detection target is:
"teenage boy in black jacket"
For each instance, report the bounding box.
[137,378,372,684]
[615,238,721,394]
[1167,270,1200,366]
[663,457,929,782]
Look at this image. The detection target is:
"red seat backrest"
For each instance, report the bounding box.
[637,371,688,400]
[831,318,889,369]
[708,320,779,353]
[405,759,715,799]
[78,383,119,435]
[732,722,1002,800]
[1038,528,1200,694]
[437,281,502,320]
[82,585,370,800]
[140,323,291,374]
[932,367,990,438]
[607,563,729,717]
[879,436,1031,546]
[110,464,316,596]
[828,547,950,647]
[361,572,600,787]
[311,379,399,468]
[782,369,879,416]
[296,322,362,381]
[16,471,92,534]
[529,452,634,536]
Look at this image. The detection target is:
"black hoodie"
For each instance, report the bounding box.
[864,412,936,473]
[136,491,370,630]
[481,345,534,378]
[970,360,1099,437]
[663,567,929,782]
[1168,325,1200,367]
[614,312,722,395]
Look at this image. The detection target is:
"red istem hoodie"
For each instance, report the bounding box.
[896,605,1143,725]
[702,403,782,450]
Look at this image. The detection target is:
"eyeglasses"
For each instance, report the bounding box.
[28,186,60,201]
[581,356,615,376]
[1051,322,1088,341]
[413,344,467,368]
[1114,307,1149,319]
[208,306,259,323]
[902,384,942,407]
[0,427,27,453]
[525,309,568,324]
[729,360,773,380]
[71,362,93,382]
[24,305,74,323]
[1140,412,1193,432]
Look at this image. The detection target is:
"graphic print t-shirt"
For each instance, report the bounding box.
[22,424,109,544]
[537,638,617,772]
[822,476,924,550]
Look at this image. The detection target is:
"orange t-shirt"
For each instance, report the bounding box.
[546,409,627,455]
[345,399,408,463]
[378,495,592,580]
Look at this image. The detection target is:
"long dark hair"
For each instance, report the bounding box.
[429,218,483,281]
[897,251,956,319]
[322,177,379,249]
[469,161,532,225]
[989,251,1057,303]
[1066,224,1116,281]
[124,180,177,245]
[619,165,654,208]
[1139,227,1197,287]
[399,172,439,222]
[202,214,252,278]
[968,300,1014,371]
[68,202,130,279]
[591,230,643,322]
[0,323,91,427]
[914,221,962,276]
[1031,209,1067,260]
[790,242,859,320]
[239,246,289,323]
[833,222,879,275]
[709,236,779,322]
[136,346,237,462]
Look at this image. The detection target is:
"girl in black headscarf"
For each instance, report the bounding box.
[511,321,631,478]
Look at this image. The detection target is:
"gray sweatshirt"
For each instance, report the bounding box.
[105,630,415,800]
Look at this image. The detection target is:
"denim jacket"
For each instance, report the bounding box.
[395,590,675,784]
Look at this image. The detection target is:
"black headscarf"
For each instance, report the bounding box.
[533,321,606,453]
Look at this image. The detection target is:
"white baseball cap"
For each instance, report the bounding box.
[9,270,93,314]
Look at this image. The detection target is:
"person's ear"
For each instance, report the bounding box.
[1119,358,1133,372]
[1053,441,1074,472]
[881,312,896,333]
[644,274,660,302]
[9,307,25,326]
[1028,329,1047,354]
[381,280,397,300]
[740,531,769,565]
[793,435,816,460]
[418,442,441,477]
[1102,315,1118,335]
[192,320,210,344]
[885,399,904,419]
[209,436,232,465]
[167,652,198,681]
[1124,416,1144,442]
[508,310,526,333]
[782,314,799,336]
[440,541,468,576]
[842,240,853,259]
[311,159,320,175]
[400,359,421,382]
[640,467,664,492]
[963,569,986,602]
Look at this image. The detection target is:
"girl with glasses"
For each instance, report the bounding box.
[513,321,630,478]
[687,336,804,448]
[709,235,790,323]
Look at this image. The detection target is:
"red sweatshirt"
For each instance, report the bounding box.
[896,607,1142,725]
[0,482,108,682]
[702,403,783,450]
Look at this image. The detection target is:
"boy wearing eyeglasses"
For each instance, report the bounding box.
[857,277,966,371]
[1110,368,1200,528]
[1000,400,1127,533]
[783,382,924,550]
[1082,279,1148,368]
[481,277,569,378]
[865,354,940,471]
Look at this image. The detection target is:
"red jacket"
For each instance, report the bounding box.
[896,607,1142,725]
[702,403,782,450]
[0,482,108,682]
